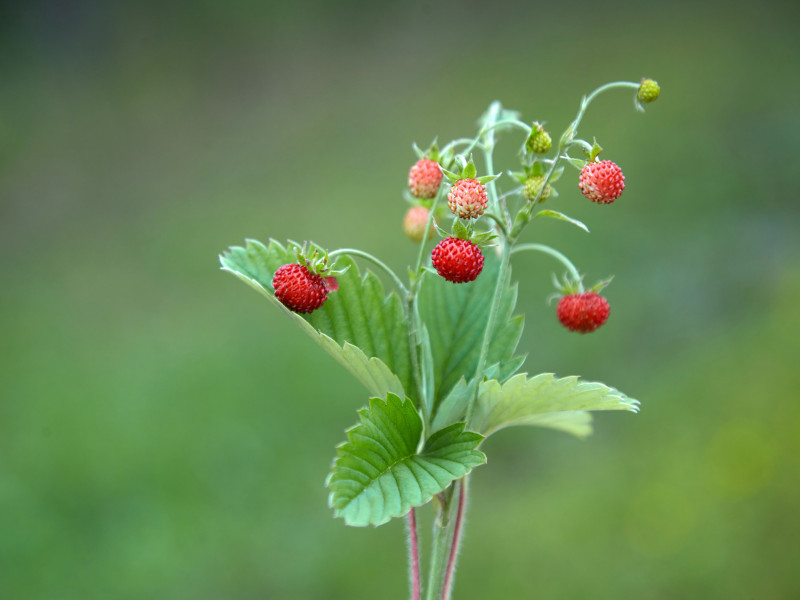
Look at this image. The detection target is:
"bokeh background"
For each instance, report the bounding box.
[2,0,799,598]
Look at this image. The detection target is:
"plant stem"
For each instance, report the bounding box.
[441,478,467,600]
[464,239,511,425]
[425,483,461,600]
[511,243,582,285]
[328,248,409,296]
[408,508,421,600]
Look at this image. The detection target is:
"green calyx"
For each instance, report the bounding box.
[293,243,342,277]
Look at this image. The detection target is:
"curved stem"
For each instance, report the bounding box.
[512,243,582,284]
[329,248,409,296]
[408,509,421,600]
[562,81,640,152]
[482,212,509,237]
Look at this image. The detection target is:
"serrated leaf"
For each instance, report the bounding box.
[533,210,590,232]
[417,253,525,410]
[471,373,639,439]
[327,394,486,527]
[220,239,413,400]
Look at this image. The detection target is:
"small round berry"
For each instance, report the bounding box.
[526,127,552,154]
[323,276,339,293]
[447,178,488,219]
[431,237,484,283]
[522,176,552,203]
[579,160,625,204]
[556,292,610,333]
[408,158,443,199]
[403,206,437,243]
[272,263,328,313]
[638,78,660,103]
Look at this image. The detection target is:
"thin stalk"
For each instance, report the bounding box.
[425,484,461,600]
[441,478,468,600]
[511,243,582,284]
[464,239,511,425]
[328,248,409,296]
[408,509,421,600]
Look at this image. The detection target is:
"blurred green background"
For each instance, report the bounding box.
[2,0,799,598]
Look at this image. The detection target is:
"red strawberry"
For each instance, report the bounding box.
[556,292,610,333]
[408,158,443,199]
[431,237,484,283]
[579,160,625,204]
[447,178,488,219]
[272,263,328,313]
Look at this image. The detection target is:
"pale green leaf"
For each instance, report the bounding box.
[327,394,486,527]
[220,239,412,400]
[533,209,590,233]
[471,373,639,439]
[417,253,524,409]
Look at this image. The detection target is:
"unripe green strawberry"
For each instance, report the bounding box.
[579,160,625,204]
[526,125,552,154]
[447,178,488,219]
[403,206,437,242]
[431,237,484,283]
[638,78,660,103]
[272,263,328,313]
[408,158,443,199]
[522,176,552,203]
[556,292,610,333]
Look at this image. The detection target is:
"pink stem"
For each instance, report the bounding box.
[441,480,467,600]
[409,508,421,600]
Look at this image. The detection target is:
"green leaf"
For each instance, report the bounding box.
[417,252,525,410]
[220,239,413,400]
[471,373,639,439]
[533,209,590,233]
[327,394,486,527]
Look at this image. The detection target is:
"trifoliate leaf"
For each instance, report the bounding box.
[471,373,639,439]
[220,239,413,400]
[327,394,486,527]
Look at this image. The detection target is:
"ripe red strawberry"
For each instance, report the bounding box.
[408,158,443,199]
[556,292,610,333]
[272,263,328,313]
[579,160,625,204]
[431,237,484,283]
[447,178,488,219]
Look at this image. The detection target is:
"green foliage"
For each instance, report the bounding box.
[533,209,589,233]
[417,253,525,412]
[326,394,486,527]
[220,239,413,400]
[471,373,639,439]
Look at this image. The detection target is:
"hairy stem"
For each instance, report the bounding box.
[441,478,467,600]
[408,509,421,600]
[425,483,462,600]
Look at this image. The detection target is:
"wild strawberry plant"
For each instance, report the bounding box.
[219,78,660,600]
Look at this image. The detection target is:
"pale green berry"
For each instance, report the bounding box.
[638,79,660,103]
[523,176,552,203]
